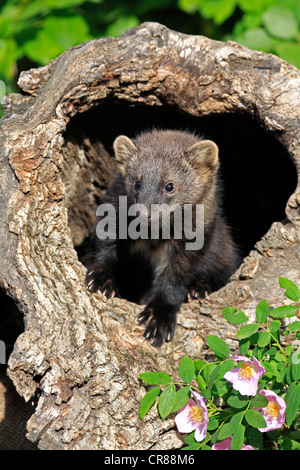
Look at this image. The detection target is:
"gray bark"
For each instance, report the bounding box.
[0,22,299,449]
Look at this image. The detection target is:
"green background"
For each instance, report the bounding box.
[1,0,300,100]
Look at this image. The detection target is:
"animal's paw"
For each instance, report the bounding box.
[86,269,118,298]
[137,306,176,347]
[186,280,212,302]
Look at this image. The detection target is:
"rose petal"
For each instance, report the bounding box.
[175,399,198,433]
[258,390,286,432]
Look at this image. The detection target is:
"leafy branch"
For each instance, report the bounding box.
[139,277,300,450]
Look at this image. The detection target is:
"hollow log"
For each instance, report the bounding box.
[0,22,299,450]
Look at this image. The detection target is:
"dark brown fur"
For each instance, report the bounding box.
[86,129,240,346]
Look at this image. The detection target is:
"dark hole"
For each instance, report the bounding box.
[0,289,24,361]
[0,290,37,450]
[63,101,297,260]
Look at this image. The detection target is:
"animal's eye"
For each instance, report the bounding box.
[135,181,141,190]
[164,182,175,194]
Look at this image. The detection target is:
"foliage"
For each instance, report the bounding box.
[139,277,300,450]
[180,0,300,69]
[229,1,300,69]
[1,0,300,102]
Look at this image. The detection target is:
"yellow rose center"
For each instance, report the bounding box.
[238,363,254,380]
[188,406,203,425]
[265,401,280,420]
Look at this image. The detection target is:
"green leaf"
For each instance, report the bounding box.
[197,374,207,391]
[179,356,195,384]
[288,321,300,332]
[158,384,176,419]
[263,360,281,381]
[239,337,250,355]
[207,416,220,431]
[279,277,300,301]
[249,332,259,345]
[228,393,250,409]
[257,331,271,347]
[198,0,237,25]
[231,423,245,450]
[221,307,249,324]
[216,359,235,381]
[277,368,287,383]
[201,388,212,401]
[268,346,277,357]
[236,323,259,339]
[263,6,299,40]
[202,363,217,383]
[184,431,197,445]
[269,305,298,318]
[269,320,281,333]
[218,411,244,440]
[139,371,172,385]
[256,299,269,324]
[291,361,300,381]
[285,382,300,427]
[139,387,161,419]
[172,386,191,413]
[286,364,294,386]
[251,394,269,409]
[208,364,221,390]
[245,409,267,428]
[217,422,235,441]
[206,335,231,360]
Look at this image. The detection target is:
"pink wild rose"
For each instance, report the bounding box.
[175,390,208,442]
[256,390,286,432]
[224,355,265,396]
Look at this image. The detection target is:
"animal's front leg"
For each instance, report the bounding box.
[138,273,188,347]
[85,239,119,298]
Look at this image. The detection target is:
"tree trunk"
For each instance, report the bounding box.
[0,22,299,450]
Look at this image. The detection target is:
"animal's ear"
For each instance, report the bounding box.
[185,140,219,176]
[113,136,137,170]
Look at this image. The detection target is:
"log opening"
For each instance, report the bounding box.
[61,101,298,271]
[0,290,24,358]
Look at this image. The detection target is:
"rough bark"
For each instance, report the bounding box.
[0,22,299,450]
